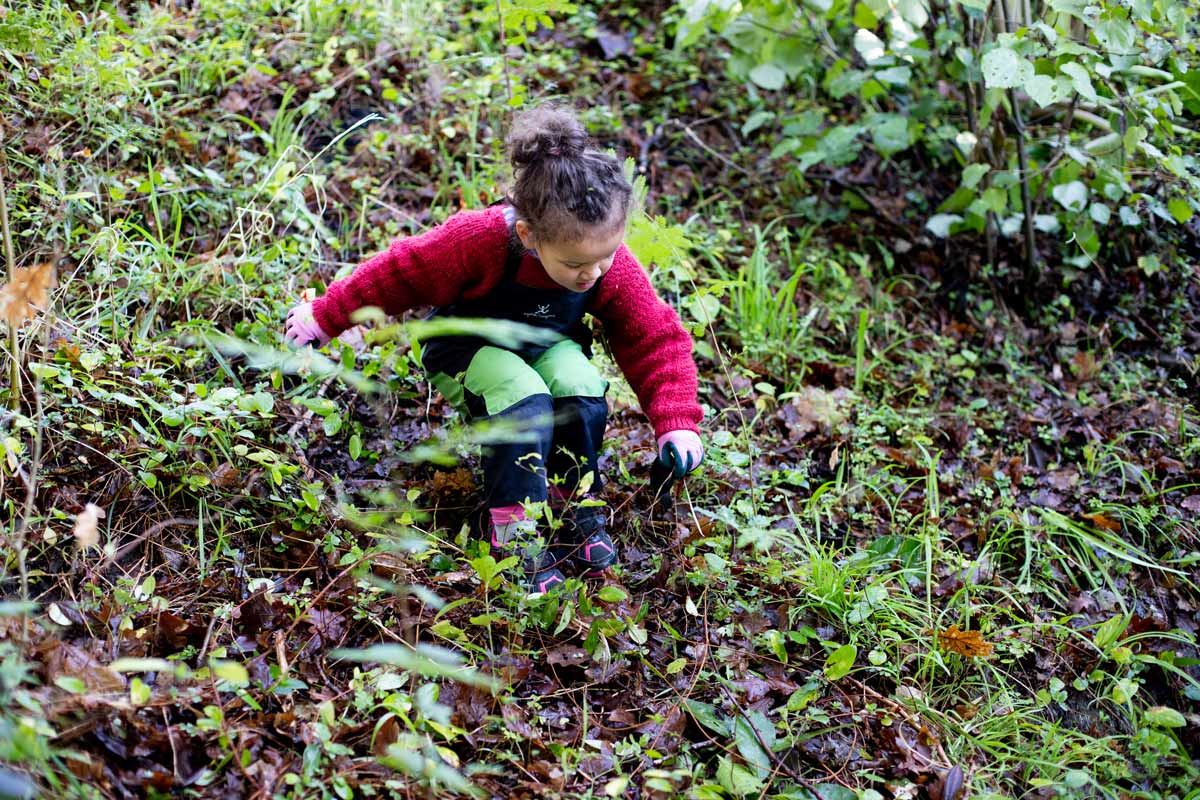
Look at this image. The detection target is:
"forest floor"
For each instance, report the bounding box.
[0,2,1198,799]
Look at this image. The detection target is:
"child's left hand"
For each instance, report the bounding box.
[656,430,703,478]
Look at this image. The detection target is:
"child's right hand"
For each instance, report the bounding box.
[284,301,333,348]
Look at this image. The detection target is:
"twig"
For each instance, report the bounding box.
[495,0,513,104]
[0,129,19,412]
[108,517,200,565]
[667,120,753,177]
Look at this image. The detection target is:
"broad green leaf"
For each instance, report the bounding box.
[1119,206,1141,226]
[824,643,857,680]
[130,677,151,706]
[0,601,37,616]
[853,29,886,64]
[716,756,764,797]
[211,660,249,686]
[55,676,87,694]
[1144,706,1186,728]
[875,66,912,86]
[982,47,1033,89]
[1088,203,1111,224]
[1052,180,1089,212]
[1093,18,1135,53]
[1093,614,1129,651]
[1112,677,1138,703]
[596,586,627,603]
[1034,214,1061,233]
[1168,198,1192,223]
[748,63,786,90]
[741,110,774,136]
[1061,62,1098,102]
[869,113,911,157]
[734,713,773,777]
[1025,74,1060,107]
[323,413,343,436]
[962,163,990,189]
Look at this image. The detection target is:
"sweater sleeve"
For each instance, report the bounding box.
[312,208,509,336]
[591,245,703,438]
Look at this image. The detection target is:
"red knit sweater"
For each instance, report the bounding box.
[313,205,703,436]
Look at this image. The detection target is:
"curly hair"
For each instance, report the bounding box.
[505,104,633,244]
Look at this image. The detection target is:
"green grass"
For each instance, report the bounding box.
[0,1,1197,798]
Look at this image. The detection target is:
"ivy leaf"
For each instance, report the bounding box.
[1052,180,1089,212]
[982,47,1033,88]
[1061,62,1098,102]
[1025,74,1060,107]
[1089,203,1111,224]
[1093,18,1135,53]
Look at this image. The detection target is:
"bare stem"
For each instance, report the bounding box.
[0,149,19,413]
[495,0,513,103]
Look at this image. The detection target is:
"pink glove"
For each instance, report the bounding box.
[284,301,333,348]
[656,430,704,478]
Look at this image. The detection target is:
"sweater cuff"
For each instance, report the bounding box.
[311,297,344,339]
[650,417,702,440]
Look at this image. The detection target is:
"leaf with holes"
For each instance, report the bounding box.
[982,47,1033,88]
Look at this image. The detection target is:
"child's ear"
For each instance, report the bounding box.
[514,219,535,250]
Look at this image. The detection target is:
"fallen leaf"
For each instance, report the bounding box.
[545,645,589,667]
[219,91,249,112]
[1180,495,1200,513]
[0,263,55,328]
[595,27,633,59]
[210,463,240,488]
[938,625,993,658]
[1081,512,1121,532]
[40,641,126,694]
[72,503,105,550]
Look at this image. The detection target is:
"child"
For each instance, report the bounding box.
[284,105,703,593]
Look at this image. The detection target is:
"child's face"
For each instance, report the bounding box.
[516,220,625,293]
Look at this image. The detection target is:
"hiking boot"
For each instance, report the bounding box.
[560,504,617,576]
[490,516,567,594]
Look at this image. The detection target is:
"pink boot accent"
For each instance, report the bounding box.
[537,573,565,593]
[489,505,525,547]
[583,541,613,563]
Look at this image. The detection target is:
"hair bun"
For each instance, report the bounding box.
[507,106,588,166]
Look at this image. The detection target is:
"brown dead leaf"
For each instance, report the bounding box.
[1069,351,1099,381]
[1179,495,1200,513]
[938,625,993,658]
[72,503,105,550]
[210,463,240,488]
[429,468,477,499]
[41,641,126,693]
[545,645,589,667]
[372,716,400,756]
[1081,512,1121,532]
[0,263,55,328]
[219,91,249,113]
